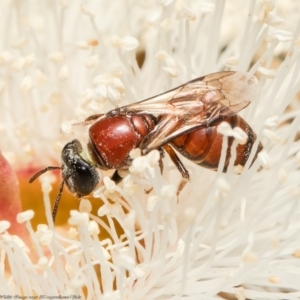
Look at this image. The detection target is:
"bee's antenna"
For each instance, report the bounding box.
[52,180,65,222]
[29,166,61,183]
[72,113,104,126]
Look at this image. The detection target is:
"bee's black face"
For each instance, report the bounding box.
[61,139,100,197]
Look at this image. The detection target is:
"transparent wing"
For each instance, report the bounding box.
[108,71,259,152]
[114,71,258,118]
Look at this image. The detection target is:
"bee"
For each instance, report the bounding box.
[29,71,262,221]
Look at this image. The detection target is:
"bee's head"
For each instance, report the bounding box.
[29,139,100,222]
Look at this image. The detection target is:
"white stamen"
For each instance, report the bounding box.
[160,184,176,200]
[102,291,120,300]
[88,220,100,235]
[35,69,46,86]
[48,51,65,62]
[129,156,148,174]
[158,0,173,6]
[98,204,110,217]
[160,18,174,31]
[110,67,123,78]
[116,253,136,270]
[165,57,177,68]
[163,66,179,78]
[146,10,161,26]
[110,35,121,48]
[11,57,25,71]
[264,115,279,128]
[107,86,121,102]
[103,176,116,193]
[0,221,10,233]
[242,252,258,264]
[267,30,293,42]
[120,36,139,51]
[184,207,197,221]
[17,210,34,223]
[70,278,86,289]
[268,276,280,284]
[235,286,246,300]
[85,55,99,68]
[11,235,28,251]
[68,227,78,238]
[265,14,285,27]
[233,127,248,144]
[20,76,33,93]
[68,211,89,226]
[258,151,271,169]
[176,7,196,21]
[199,2,215,14]
[147,195,159,211]
[1,234,12,244]
[81,88,93,103]
[124,210,136,229]
[0,81,6,95]
[146,150,160,166]
[35,225,54,245]
[80,4,96,17]
[233,165,244,174]
[96,84,108,100]
[60,121,73,135]
[24,54,35,66]
[217,122,234,136]
[278,168,287,183]
[112,77,125,93]
[0,51,13,63]
[39,230,54,246]
[76,40,90,50]
[38,257,49,268]
[296,151,300,164]
[132,267,145,278]
[176,239,185,257]
[79,199,92,213]
[223,56,239,67]
[155,50,169,60]
[58,65,70,81]
[257,67,276,78]
[123,175,136,195]
[262,129,281,143]
[217,178,231,194]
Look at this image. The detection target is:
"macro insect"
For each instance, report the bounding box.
[29,71,263,221]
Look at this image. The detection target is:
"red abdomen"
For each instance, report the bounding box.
[88,114,155,169]
[171,115,263,171]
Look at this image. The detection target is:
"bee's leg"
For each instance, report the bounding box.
[164,145,189,179]
[163,144,189,195]
[177,180,188,195]
[110,170,124,184]
[111,169,156,195]
[158,148,165,175]
[145,187,153,194]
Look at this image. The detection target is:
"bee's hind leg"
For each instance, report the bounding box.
[163,144,189,195]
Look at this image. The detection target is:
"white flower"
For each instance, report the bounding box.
[1,0,300,299]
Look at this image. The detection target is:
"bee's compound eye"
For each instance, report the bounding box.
[70,160,100,196]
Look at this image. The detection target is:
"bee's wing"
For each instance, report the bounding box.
[115,71,259,152]
[117,71,258,117]
[139,105,245,153]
